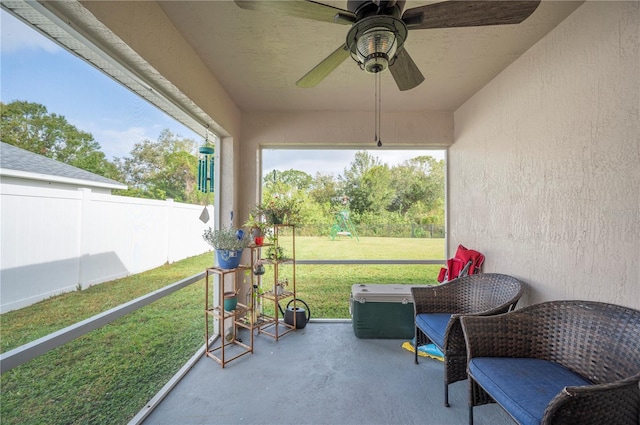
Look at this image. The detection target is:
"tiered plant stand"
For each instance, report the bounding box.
[204,265,253,368]
[254,224,298,341]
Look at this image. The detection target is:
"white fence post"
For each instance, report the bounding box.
[78,188,91,290]
[166,198,174,264]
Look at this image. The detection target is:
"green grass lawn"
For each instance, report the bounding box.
[294,235,445,260]
[1,237,444,425]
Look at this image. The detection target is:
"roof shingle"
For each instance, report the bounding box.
[0,142,125,188]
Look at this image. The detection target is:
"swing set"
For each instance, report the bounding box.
[329,209,359,241]
[329,195,359,241]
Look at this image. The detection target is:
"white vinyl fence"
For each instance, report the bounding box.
[1,184,213,313]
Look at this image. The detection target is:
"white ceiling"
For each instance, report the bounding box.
[158,1,582,113]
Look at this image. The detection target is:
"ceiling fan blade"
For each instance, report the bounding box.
[296,44,351,88]
[234,1,356,25]
[389,48,425,91]
[402,1,541,29]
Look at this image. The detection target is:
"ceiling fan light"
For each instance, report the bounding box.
[356,28,397,73]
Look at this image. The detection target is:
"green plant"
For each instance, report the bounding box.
[266,245,286,261]
[202,226,250,251]
[254,193,301,225]
[243,213,268,235]
[252,258,266,275]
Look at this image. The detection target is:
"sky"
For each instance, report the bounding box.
[1,9,444,177]
[0,9,198,161]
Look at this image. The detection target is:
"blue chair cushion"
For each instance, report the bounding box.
[469,357,592,425]
[415,313,452,348]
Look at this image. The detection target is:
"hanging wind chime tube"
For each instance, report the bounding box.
[198,144,215,193]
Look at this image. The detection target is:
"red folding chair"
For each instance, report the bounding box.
[437,244,485,283]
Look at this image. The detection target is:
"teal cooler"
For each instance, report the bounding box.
[350,284,415,339]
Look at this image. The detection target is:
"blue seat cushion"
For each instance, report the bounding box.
[469,357,592,425]
[415,313,452,348]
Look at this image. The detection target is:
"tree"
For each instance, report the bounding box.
[0,100,120,180]
[341,151,393,216]
[341,151,381,182]
[115,129,199,202]
[359,164,395,213]
[391,155,445,224]
[309,172,340,208]
[263,169,313,191]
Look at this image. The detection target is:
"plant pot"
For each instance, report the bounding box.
[223,292,238,311]
[253,264,265,275]
[269,214,284,225]
[254,236,264,246]
[216,249,243,269]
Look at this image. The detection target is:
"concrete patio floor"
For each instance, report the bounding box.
[141,321,513,425]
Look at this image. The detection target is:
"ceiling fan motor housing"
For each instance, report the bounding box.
[346,0,406,18]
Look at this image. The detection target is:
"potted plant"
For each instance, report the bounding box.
[266,245,286,262]
[255,193,301,225]
[202,226,250,269]
[243,213,268,245]
[275,278,288,295]
[253,258,266,276]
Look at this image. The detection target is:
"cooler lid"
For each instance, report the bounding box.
[351,284,414,304]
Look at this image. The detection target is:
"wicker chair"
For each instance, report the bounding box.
[411,273,524,407]
[461,300,640,425]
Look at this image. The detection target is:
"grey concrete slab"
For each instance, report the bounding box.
[142,321,513,425]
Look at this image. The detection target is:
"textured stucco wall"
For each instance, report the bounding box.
[450,2,639,309]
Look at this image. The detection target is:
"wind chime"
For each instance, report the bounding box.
[198,133,215,223]
[197,135,215,193]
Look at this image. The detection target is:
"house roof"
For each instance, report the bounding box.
[0,142,127,190]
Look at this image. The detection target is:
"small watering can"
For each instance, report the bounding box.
[283,299,310,329]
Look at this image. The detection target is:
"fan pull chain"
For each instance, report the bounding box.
[374,71,382,147]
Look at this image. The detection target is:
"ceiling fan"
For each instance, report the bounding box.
[234,0,541,91]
